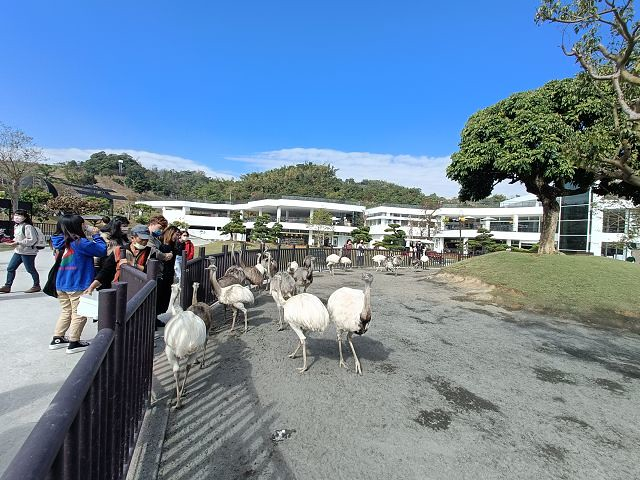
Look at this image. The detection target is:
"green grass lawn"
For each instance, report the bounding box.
[443,252,640,329]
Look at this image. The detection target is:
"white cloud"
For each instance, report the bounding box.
[42,147,234,179]
[229,147,527,198]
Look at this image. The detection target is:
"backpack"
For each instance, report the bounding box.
[33,226,47,249]
[23,225,47,249]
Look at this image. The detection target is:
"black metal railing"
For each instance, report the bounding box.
[2,261,159,480]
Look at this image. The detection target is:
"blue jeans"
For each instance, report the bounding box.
[5,253,40,286]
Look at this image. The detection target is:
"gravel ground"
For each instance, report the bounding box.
[150,267,640,480]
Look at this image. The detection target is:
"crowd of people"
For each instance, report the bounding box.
[1,212,195,354]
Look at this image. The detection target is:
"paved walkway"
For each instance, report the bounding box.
[0,248,99,476]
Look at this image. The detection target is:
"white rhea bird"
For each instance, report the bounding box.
[327,272,374,375]
[187,281,214,368]
[420,254,430,270]
[208,264,255,332]
[162,283,208,408]
[269,271,298,330]
[287,261,299,275]
[326,253,340,275]
[372,254,387,272]
[339,256,352,270]
[272,289,330,373]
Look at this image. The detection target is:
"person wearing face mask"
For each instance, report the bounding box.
[180,230,195,261]
[85,216,131,293]
[0,209,41,294]
[147,215,169,250]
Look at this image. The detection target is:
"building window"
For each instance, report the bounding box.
[602,209,626,233]
[560,220,588,235]
[601,242,624,257]
[517,216,540,233]
[559,235,588,251]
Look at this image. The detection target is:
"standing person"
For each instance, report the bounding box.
[416,241,424,260]
[0,209,41,294]
[85,216,131,293]
[180,230,195,261]
[356,239,365,267]
[49,215,107,353]
[157,225,181,316]
[147,215,169,249]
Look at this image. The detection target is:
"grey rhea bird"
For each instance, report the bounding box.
[187,281,214,368]
[327,272,374,375]
[269,271,298,330]
[293,255,315,292]
[272,288,330,373]
[162,283,208,408]
[208,264,255,332]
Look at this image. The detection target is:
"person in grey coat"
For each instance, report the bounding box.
[0,209,41,293]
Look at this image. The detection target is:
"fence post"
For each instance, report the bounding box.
[147,258,160,281]
[198,246,205,258]
[97,289,117,331]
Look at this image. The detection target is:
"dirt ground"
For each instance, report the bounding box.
[150,267,640,480]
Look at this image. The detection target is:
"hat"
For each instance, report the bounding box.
[130,224,151,239]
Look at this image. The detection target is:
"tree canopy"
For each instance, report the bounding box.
[537,0,640,200]
[221,211,246,241]
[448,77,611,253]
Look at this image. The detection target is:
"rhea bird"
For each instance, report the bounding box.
[271,288,330,373]
[161,283,208,408]
[269,271,297,330]
[327,272,374,375]
[293,255,314,292]
[372,254,387,272]
[207,264,255,332]
[187,281,214,367]
[325,253,340,275]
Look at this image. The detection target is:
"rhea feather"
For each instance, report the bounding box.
[372,254,387,272]
[326,253,340,276]
[272,289,330,373]
[269,271,297,330]
[208,264,255,332]
[163,284,208,408]
[327,272,374,375]
[187,281,214,367]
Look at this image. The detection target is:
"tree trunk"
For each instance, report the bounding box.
[538,195,560,254]
[11,180,20,212]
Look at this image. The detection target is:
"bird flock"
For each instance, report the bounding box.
[159,246,413,409]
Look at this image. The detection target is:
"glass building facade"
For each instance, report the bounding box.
[558,190,591,252]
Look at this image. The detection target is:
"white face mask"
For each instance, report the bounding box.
[13,215,25,224]
[133,242,147,250]
[121,227,129,233]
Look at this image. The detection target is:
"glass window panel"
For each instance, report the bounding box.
[562,192,590,206]
[561,205,589,220]
[560,220,588,235]
[559,235,588,251]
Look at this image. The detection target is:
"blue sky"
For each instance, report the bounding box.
[1,1,578,197]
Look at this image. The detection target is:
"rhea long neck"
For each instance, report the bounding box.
[209,270,222,297]
[360,280,372,321]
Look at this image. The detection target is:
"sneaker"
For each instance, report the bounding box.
[49,336,70,350]
[24,286,41,293]
[66,340,90,354]
[0,285,10,294]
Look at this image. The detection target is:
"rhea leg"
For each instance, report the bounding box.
[288,324,308,372]
[233,302,248,332]
[337,330,347,369]
[229,306,238,332]
[347,332,363,375]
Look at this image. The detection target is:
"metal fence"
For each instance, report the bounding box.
[178,245,477,309]
[2,261,159,480]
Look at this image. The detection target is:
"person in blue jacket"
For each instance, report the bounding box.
[49,214,107,354]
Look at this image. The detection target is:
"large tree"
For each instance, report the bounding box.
[537,0,640,199]
[0,123,43,210]
[448,78,609,254]
[307,208,334,246]
[222,211,246,242]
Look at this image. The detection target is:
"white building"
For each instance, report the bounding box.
[138,197,365,247]
[138,191,638,260]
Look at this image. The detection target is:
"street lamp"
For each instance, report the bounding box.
[457,215,474,255]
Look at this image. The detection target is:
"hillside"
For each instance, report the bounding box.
[52,151,447,207]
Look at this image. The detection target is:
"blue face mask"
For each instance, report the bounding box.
[152,229,162,237]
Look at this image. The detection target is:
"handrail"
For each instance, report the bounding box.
[0,329,114,480]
